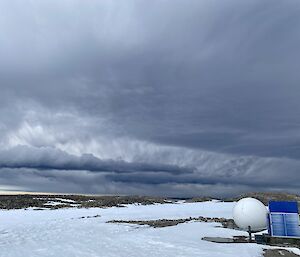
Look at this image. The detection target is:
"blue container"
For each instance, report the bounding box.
[268,201,300,238]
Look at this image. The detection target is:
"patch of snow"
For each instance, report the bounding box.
[52,198,76,203]
[44,201,68,206]
[0,201,298,257]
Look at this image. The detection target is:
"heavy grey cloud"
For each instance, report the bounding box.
[0,145,192,174]
[0,0,300,196]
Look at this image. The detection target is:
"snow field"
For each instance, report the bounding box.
[0,201,299,257]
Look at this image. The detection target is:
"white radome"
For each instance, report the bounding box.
[233,197,268,232]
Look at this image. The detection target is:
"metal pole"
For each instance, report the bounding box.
[248,226,252,242]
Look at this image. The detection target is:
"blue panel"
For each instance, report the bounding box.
[269,201,298,213]
[270,213,286,236]
[285,214,300,237]
[269,213,300,237]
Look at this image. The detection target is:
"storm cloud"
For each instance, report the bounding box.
[0,0,300,196]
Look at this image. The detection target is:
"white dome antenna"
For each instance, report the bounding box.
[233,197,268,241]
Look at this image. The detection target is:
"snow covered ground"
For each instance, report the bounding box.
[0,201,299,257]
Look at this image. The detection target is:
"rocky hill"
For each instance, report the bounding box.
[224,192,300,205]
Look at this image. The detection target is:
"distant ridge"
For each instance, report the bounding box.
[224,192,300,205]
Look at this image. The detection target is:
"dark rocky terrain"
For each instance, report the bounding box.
[1,192,300,210]
[263,249,300,257]
[224,192,300,206]
[108,216,238,229]
[0,194,171,210]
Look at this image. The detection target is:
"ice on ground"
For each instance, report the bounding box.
[0,201,298,257]
[33,197,79,208]
[52,198,76,203]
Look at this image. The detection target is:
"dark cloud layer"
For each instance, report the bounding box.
[0,1,300,196]
[0,146,191,174]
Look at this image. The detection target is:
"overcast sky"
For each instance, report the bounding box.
[0,0,300,197]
